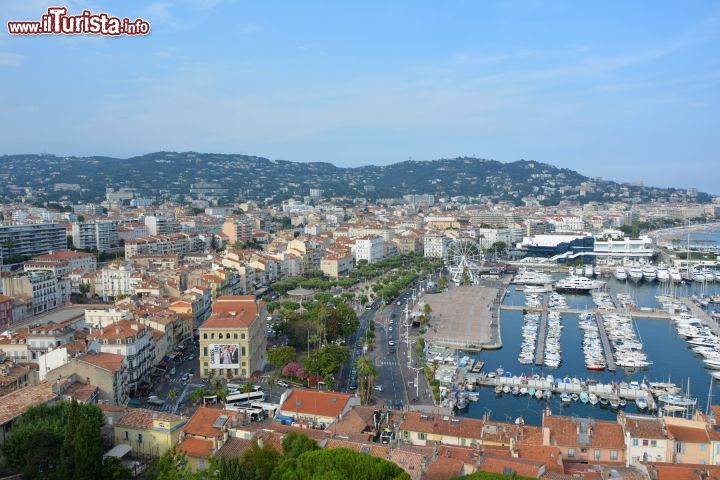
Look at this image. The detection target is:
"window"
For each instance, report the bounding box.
[700,443,706,452]
[203,333,207,339]
[632,439,639,446]
[204,347,208,356]
[123,431,129,440]
[567,448,575,458]
[242,346,246,356]
[199,458,206,470]
[234,333,238,339]
[594,449,600,460]
[211,333,215,339]
[651,440,657,448]
[241,333,246,339]
[218,333,223,339]
[610,450,618,461]
[418,433,427,441]
[676,442,684,454]
[137,433,143,444]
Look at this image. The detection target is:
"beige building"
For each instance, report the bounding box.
[47,352,128,405]
[222,220,253,245]
[320,254,354,278]
[199,296,266,379]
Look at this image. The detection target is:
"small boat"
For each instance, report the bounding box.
[467,391,480,402]
[589,393,598,405]
[495,385,502,394]
[636,397,648,409]
[487,372,497,379]
[561,392,572,403]
[579,392,589,403]
[571,393,579,402]
[609,398,620,409]
[512,386,520,395]
[535,389,544,399]
[599,396,609,406]
[496,367,504,376]
[528,388,536,396]
[544,390,552,399]
[619,398,627,407]
[502,385,511,394]
[520,387,528,395]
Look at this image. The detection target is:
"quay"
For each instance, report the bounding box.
[475,374,657,410]
[594,313,617,372]
[534,294,549,365]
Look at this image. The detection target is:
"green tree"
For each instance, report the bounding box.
[271,448,409,480]
[323,373,336,391]
[355,356,378,404]
[168,388,178,402]
[241,440,280,480]
[102,457,132,480]
[144,449,195,480]
[203,456,250,480]
[267,346,297,369]
[422,303,432,317]
[281,432,319,460]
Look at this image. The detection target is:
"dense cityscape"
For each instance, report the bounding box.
[0,174,718,479]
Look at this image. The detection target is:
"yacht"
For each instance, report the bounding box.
[669,267,682,283]
[613,266,627,281]
[628,264,644,282]
[656,265,670,283]
[642,264,657,282]
[584,265,595,277]
[554,276,605,294]
[514,269,554,285]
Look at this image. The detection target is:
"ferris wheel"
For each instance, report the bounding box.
[445,239,484,284]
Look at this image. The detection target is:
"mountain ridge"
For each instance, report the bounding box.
[0,152,709,205]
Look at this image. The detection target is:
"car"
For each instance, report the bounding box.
[373,385,384,392]
[181,373,189,382]
[349,383,357,390]
[388,340,395,346]
[170,367,177,375]
[389,348,396,354]
[388,326,393,331]
[277,380,289,388]
[188,355,195,361]
[147,395,165,406]
[396,301,401,305]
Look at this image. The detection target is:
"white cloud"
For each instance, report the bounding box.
[0,53,22,67]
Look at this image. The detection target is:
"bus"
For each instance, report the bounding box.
[227,384,263,393]
[225,390,265,408]
[250,402,279,417]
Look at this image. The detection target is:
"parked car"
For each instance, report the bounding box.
[147,396,165,406]
[170,367,177,375]
[277,380,289,388]
[373,385,384,392]
[181,373,189,382]
[388,340,395,346]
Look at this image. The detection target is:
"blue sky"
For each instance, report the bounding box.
[1,1,719,193]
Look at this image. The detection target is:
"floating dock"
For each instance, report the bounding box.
[678,298,720,337]
[475,374,656,410]
[594,313,617,372]
[534,295,549,366]
[499,304,674,320]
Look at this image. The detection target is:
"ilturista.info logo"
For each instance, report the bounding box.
[7,7,150,36]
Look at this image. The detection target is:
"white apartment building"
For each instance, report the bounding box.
[475,228,514,250]
[144,215,180,236]
[25,251,97,275]
[1,271,68,316]
[124,233,205,258]
[424,233,449,259]
[593,230,654,265]
[355,235,384,264]
[72,220,120,251]
[100,265,136,298]
[85,308,132,329]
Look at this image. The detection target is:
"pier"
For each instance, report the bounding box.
[534,294,549,365]
[678,298,720,336]
[475,374,657,410]
[594,313,617,372]
[499,304,675,320]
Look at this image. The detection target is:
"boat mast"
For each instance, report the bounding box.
[706,379,713,415]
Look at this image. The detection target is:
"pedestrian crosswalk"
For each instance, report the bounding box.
[378,360,398,367]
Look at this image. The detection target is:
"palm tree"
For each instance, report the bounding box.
[422,303,432,317]
[355,356,378,404]
[168,388,178,402]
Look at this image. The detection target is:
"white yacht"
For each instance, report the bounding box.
[628,264,643,282]
[656,265,669,283]
[669,267,682,283]
[642,264,657,282]
[614,266,627,281]
[584,265,594,277]
[555,276,605,294]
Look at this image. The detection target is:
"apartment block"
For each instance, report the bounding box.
[355,235,384,264]
[320,253,355,278]
[71,220,120,251]
[0,223,67,260]
[124,233,205,259]
[222,220,253,245]
[25,251,97,276]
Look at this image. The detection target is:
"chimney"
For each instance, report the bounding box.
[542,426,551,446]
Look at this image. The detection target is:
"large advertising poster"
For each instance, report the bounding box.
[209,344,239,369]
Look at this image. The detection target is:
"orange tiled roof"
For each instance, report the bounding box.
[116,407,183,430]
[665,424,710,444]
[0,382,57,425]
[280,389,352,419]
[183,407,236,439]
[177,437,214,458]
[424,456,465,480]
[78,352,125,373]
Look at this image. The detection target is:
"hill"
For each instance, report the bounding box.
[0,152,708,205]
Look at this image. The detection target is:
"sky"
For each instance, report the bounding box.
[1,1,719,193]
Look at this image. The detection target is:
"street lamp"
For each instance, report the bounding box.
[408,365,422,400]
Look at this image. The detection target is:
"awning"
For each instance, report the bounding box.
[104,444,132,459]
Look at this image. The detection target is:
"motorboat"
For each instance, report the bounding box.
[561,392,572,403]
[642,264,657,282]
[589,393,598,405]
[614,266,628,281]
[494,385,502,394]
[502,385,511,394]
[584,265,595,277]
[579,391,589,403]
[599,396,609,406]
[609,397,620,409]
[656,266,670,283]
[520,387,528,395]
[554,276,605,294]
[669,268,682,283]
[636,397,648,410]
[628,265,643,282]
[571,393,579,402]
[544,390,552,400]
[467,391,480,402]
[512,386,520,395]
[619,398,627,407]
[535,389,544,399]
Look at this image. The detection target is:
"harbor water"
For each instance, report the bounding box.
[460,272,720,425]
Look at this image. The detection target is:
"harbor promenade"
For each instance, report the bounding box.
[534,294,549,365]
[594,313,617,372]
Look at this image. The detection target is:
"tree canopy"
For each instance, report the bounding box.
[270,448,410,480]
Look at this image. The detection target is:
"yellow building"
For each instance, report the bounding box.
[113,407,187,457]
[664,415,712,465]
[199,296,266,379]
